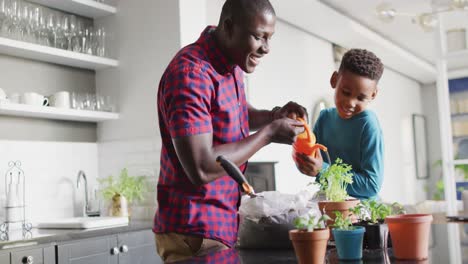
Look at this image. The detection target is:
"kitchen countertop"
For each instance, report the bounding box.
[0,220,152,250]
[175,223,468,263]
[1,221,468,263]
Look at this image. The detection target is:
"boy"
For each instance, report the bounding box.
[295,49,384,200]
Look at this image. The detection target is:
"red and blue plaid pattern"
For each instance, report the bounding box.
[154,26,249,247]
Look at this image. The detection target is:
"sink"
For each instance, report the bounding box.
[35,217,129,229]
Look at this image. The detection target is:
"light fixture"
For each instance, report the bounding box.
[376,0,468,32]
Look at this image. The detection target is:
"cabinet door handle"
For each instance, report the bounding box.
[22,256,34,264]
[120,244,129,253]
[111,247,120,255]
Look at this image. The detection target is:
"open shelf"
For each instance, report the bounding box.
[0,37,118,70]
[446,49,468,71]
[451,113,468,122]
[28,0,116,19]
[0,102,119,122]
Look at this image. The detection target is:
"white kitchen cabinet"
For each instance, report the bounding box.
[57,230,161,264]
[2,245,55,264]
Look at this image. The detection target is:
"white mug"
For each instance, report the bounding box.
[8,93,21,104]
[21,92,48,106]
[49,91,71,108]
[0,88,6,100]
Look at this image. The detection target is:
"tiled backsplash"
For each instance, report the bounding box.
[0,140,99,222]
[0,138,160,224]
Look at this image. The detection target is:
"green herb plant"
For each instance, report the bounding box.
[293,214,332,232]
[318,158,353,202]
[332,211,354,230]
[349,200,405,224]
[432,158,468,200]
[98,168,149,204]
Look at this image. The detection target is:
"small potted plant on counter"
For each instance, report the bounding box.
[350,200,404,249]
[332,211,365,260]
[98,168,149,217]
[289,214,331,264]
[317,158,360,227]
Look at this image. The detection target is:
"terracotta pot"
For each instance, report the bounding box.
[386,214,433,260]
[318,199,360,226]
[110,194,129,217]
[289,228,330,264]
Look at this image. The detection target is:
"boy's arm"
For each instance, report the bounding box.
[346,121,384,199]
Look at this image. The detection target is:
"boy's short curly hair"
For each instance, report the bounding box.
[339,49,384,82]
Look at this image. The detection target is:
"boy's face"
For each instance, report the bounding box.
[226,11,275,73]
[331,70,378,119]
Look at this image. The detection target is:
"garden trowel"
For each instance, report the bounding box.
[216,155,261,198]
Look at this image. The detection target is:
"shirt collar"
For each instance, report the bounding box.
[197,26,237,75]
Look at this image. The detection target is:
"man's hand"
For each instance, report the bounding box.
[293,150,323,176]
[266,117,304,144]
[272,101,308,121]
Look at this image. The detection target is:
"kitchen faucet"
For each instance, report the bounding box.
[77,170,100,217]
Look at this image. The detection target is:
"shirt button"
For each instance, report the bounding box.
[238,102,241,106]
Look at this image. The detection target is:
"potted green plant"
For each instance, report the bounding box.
[331,211,365,260]
[98,168,149,217]
[289,214,331,264]
[350,200,404,249]
[317,158,360,227]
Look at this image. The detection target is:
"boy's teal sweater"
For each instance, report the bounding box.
[313,108,384,200]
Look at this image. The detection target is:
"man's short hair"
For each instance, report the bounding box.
[219,0,275,26]
[339,49,384,82]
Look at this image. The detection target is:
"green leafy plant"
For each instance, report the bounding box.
[293,214,332,232]
[331,211,354,230]
[431,158,468,200]
[318,158,353,202]
[98,168,149,204]
[349,200,405,224]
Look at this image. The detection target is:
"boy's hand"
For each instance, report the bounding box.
[294,150,323,176]
[273,101,308,121]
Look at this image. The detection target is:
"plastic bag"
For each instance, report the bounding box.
[237,190,321,249]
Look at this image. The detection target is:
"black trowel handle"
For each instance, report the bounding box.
[216,155,254,194]
[216,155,247,186]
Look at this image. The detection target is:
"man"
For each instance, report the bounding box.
[154,0,307,262]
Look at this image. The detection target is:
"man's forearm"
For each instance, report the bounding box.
[248,105,280,130]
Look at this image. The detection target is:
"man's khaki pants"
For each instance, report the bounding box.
[155,233,229,263]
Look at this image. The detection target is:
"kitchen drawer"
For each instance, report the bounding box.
[11,248,42,264]
[57,236,118,264]
[0,252,10,263]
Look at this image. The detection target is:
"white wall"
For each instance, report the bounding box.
[422,83,443,200]
[0,141,98,222]
[96,0,183,219]
[179,0,207,47]
[373,70,425,204]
